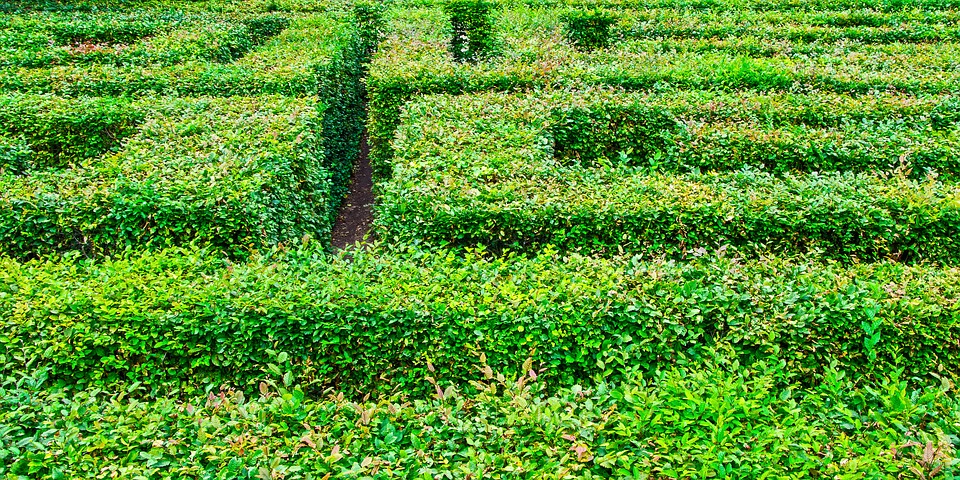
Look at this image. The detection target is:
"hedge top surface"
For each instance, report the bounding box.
[376,90,960,261]
[0,12,351,96]
[0,95,334,258]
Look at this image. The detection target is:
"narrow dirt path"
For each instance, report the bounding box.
[331,133,374,249]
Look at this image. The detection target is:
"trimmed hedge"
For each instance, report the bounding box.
[377,91,960,262]
[0,94,144,170]
[444,0,498,62]
[0,14,350,97]
[0,96,334,258]
[0,6,377,256]
[1,245,958,396]
[366,5,960,178]
[547,89,960,178]
[2,353,957,477]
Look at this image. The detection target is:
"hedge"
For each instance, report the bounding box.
[546,89,960,178]
[0,17,265,69]
[0,94,144,170]
[2,352,957,477]
[399,0,960,12]
[1,245,959,396]
[0,135,31,176]
[620,8,960,43]
[366,5,960,179]
[0,14,350,97]
[0,96,334,258]
[377,91,960,262]
[0,5,377,256]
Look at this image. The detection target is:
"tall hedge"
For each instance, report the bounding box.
[0,96,331,258]
[377,91,960,262]
[1,246,958,395]
[365,5,960,179]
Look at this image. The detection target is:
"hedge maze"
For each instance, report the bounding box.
[2,0,960,477]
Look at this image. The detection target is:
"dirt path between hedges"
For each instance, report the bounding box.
[331,133,374,249]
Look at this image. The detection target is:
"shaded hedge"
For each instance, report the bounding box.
[0,95,144,170]
[1,245,958,396]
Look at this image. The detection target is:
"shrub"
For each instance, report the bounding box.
[444,0,498,62]
[354,0,386,59]
[0,136,31,176]
[1,352,956,478]
[1,246,959,395]
[560,8,618,50]
[0,96,333,258]
[0,95,144,170]
[242,14,291,45]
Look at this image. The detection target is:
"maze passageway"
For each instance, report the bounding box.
[331,132,374,249]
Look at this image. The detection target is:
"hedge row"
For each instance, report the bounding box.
[0,14,349,97]
[366,5,960,178]
[0,96,335,258]
[399,0,960,11]
[0,10,186,45]
[1,245,959,396]
[377,91,960,262]
[2,353,957,478]
[1,14,292,69]
[548,89,960,178]
[0,94,144,170]
[0,6,374,256]
[619,9,960,43]
[0,135,31,175]
[0,0,343,14]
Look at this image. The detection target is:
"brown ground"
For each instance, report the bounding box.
[331,133,374,249]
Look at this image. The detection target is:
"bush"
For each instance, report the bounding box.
[0,96,333,258]
[1,352,956,478]
[1,246,959,396]
[378,91,960,262]
[242,14,291,45]
[0,136,31,176]
[0,95,144,170]
[444,0,498,62]
[560,9,618,50]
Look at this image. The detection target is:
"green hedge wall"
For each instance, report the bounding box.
[1,245,958,396]
[0,6,376,256]
[377,91,960,262]
[0,14,349,97]
[0,95,144,170]
[366,5,960,179]
[0,96,332,258]
[3,352,957,478]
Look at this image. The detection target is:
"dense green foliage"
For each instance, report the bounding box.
[0,95,143,170]
[2,352,957,478]
[0,14,348,96]
[4,0,960,476]
[560,9,618,50]
[2,246,958,396]
[366,5,960,178]
[444,0,498,62]
[377,91,960,261]
[0,96,330,258]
